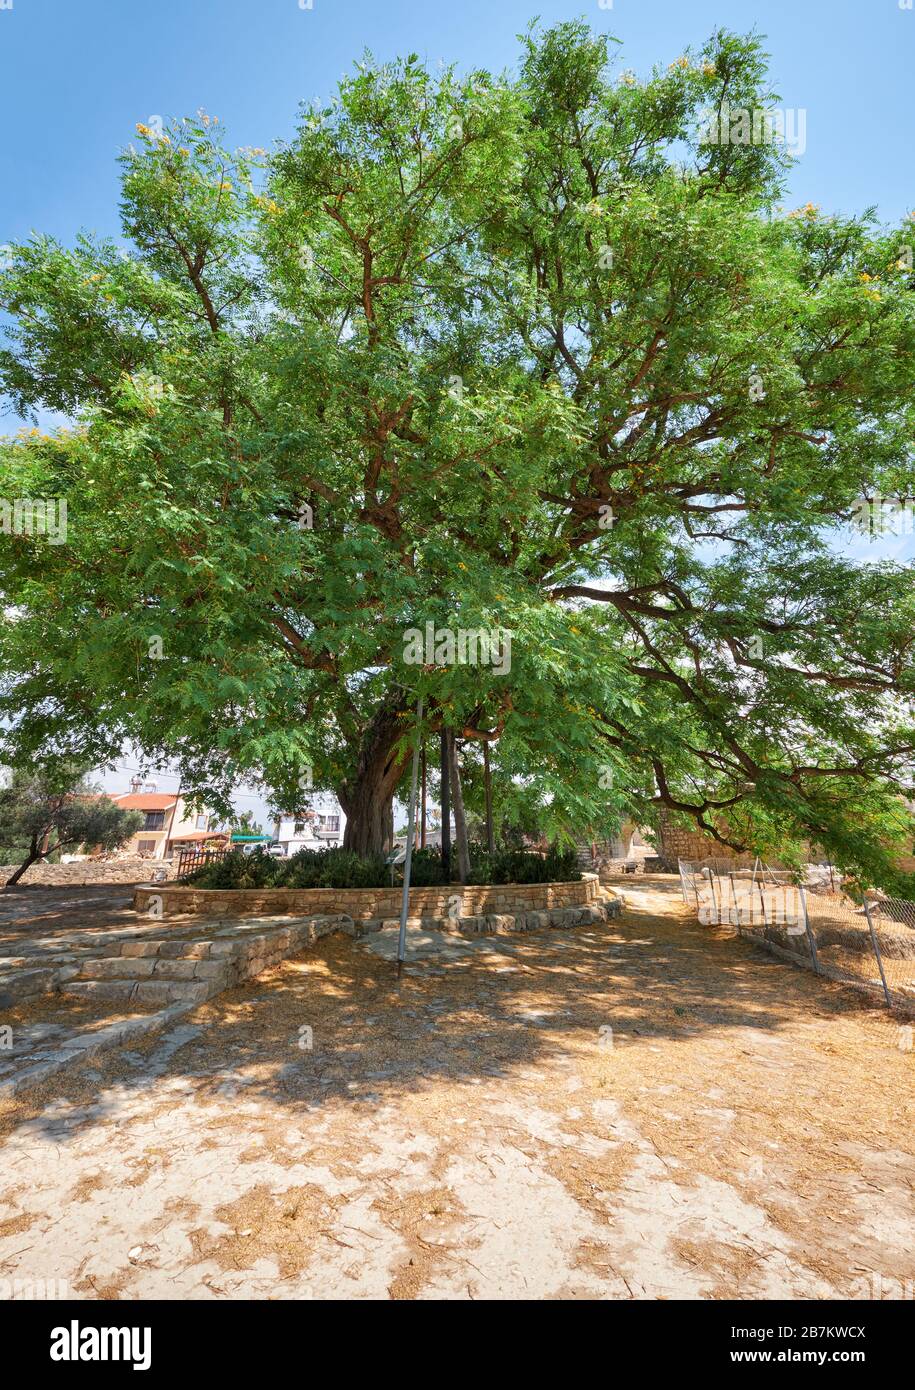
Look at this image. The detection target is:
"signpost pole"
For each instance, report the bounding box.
[397,696,424,979]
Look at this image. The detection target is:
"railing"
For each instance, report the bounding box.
[176,846,233,881]
[680,858,915,1016]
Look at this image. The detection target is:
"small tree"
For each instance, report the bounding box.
[225,809,264,836]
[0,769,143,886]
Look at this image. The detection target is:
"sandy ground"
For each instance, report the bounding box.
[0,878,912,1301]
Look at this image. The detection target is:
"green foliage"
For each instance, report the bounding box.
[0,766,143,883]
[185,848,283,890]
[405,847,449,886]
[226,809,265,835]
[466,840,582,885]
[183,841,580,890]
[282,847,388,889]
[2,24,915,886]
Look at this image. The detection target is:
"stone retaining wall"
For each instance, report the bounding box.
[133,873,601,920]
[2,857,178,887]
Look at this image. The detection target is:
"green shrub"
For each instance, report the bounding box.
[468,841,581,884]
[184,848,283,889]
[182,840,580,889]
[282,847,388,889]
[406,846,449,886]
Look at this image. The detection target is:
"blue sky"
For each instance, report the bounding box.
[1,0,912,813]
[2,0,913,249]
[3,0,912,435]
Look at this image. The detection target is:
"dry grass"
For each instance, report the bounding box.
[1,879,913,1299]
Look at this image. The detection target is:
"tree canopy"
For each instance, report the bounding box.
[2,21,914,884]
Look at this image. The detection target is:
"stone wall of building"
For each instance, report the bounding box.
[652,810,755,871]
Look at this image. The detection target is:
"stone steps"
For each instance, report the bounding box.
[361,899,621,937]
[2,900,626,1098]
[3,899,622,1014]
[60,948,220,1006]
[57,912,359,1006]
[60,977,211,1006]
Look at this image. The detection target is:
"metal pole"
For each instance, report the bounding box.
[440,729,451,882]
[397,697,424,979]
[799,885,820,974]
[863,901,892,1006]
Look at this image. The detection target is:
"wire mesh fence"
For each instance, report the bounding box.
[679,858,915,1025]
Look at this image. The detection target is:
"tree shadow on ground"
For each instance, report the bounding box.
[0,885,142,951]
[4,880,897,1148]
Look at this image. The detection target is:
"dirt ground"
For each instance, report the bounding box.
[0,878,912,1300]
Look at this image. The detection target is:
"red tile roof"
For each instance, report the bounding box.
[112,794,177,811]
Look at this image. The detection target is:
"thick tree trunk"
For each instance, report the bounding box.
[339,703,412,856]
[4,833,44,888]
[449,734,471,884]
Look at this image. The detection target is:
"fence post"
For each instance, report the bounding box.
[863,901,892,1006]
[728,871,740,926]
[799,885,820,974]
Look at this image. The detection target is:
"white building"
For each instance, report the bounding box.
[108,780,227,860]
[271,800,343,855]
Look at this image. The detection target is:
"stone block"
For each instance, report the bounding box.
[154,942,186,959]
[3,968,56,999]
[193,960,230,982]
[130,981,176,1005]
[80,957,155,980]
[152,959,198,980]
[166,982,208,1003]
[62,980,138,1002]
[177,942,211,960]
[119,942,163,958]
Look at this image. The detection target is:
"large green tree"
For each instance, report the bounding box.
[2,23,914,883]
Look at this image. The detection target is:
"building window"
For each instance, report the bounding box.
[143,812,165,831]
[138,840,157,855]
[294,821,306,835]
[195,814,208,830]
